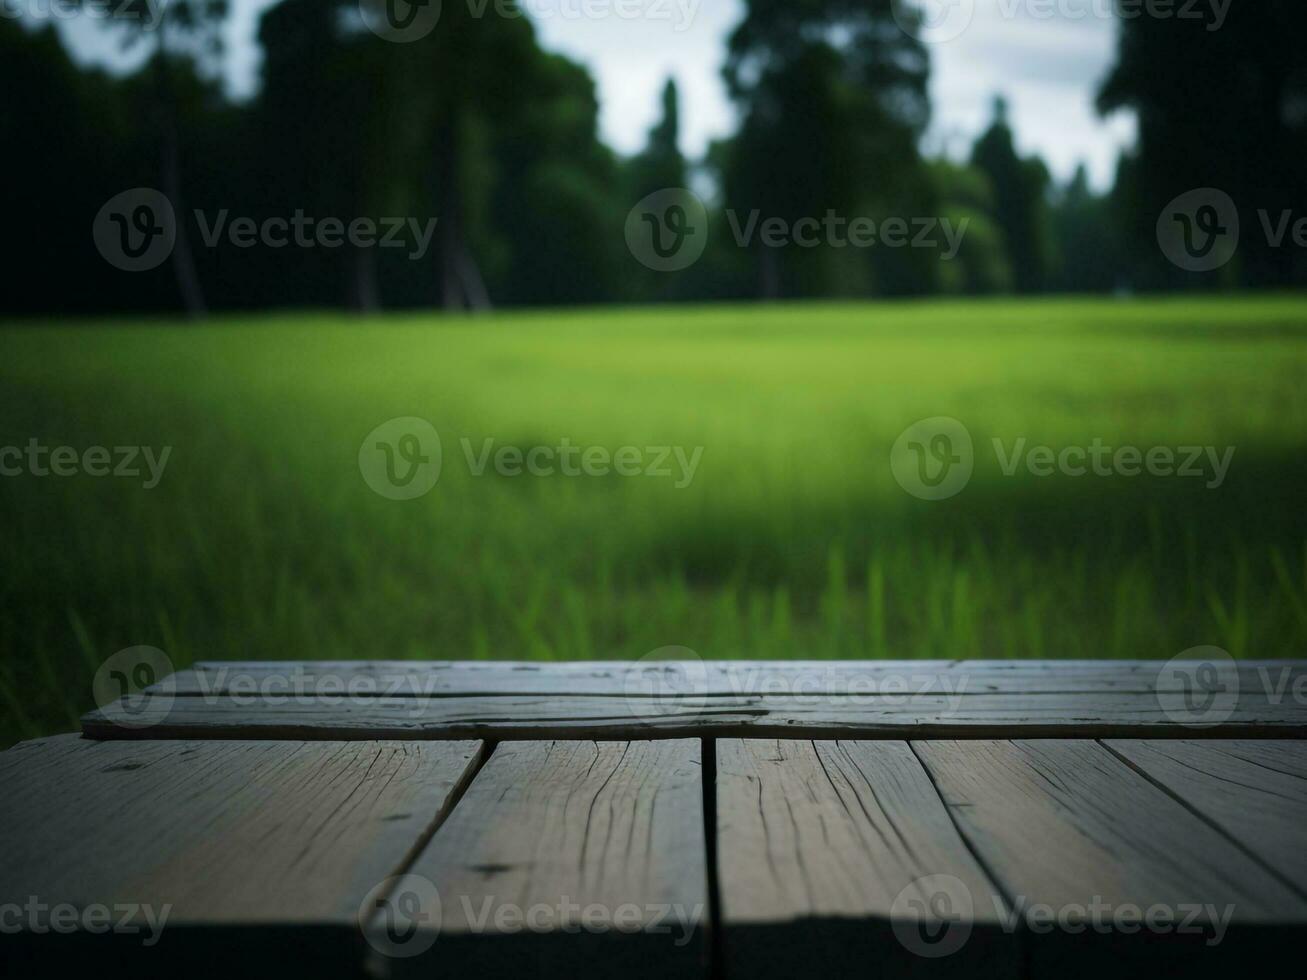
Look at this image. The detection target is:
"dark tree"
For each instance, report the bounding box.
[630,78,687,199]
[721,0,933,299]
[970,96,1053,294]
[929,160,1014,295]
[1050,165,1118,294]
[74,1,229,317]
[1098,1,1307,288]
[256,0,410,312]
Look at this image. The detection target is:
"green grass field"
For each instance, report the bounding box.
[3,295,1307,746]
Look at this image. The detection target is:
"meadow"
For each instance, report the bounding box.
[3,295,1307,746]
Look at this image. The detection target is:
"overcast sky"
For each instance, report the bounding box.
[50,0,1136,190]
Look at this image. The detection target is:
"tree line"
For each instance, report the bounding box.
[3,0,1304,316]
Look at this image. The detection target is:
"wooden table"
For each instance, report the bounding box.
[4,659,1307,979]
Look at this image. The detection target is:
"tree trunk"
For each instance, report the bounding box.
[160,130,206,318]
[758,245,780,301]
[435,114,491,312]
[457,241,491,312]
[439,207,467,311]
[153,24,206,318]
[350,247,381,314]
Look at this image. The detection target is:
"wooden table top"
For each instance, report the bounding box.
[3,659,1306,978]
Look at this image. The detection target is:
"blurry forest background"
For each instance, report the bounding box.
[3,0,1307,317]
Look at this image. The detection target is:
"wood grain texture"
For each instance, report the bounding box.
[157,659,1307,697]
[160,660,954,697]
[1104,740,1307,887]
[83,690,1307,741]
[914,739,1307,975]
[0,734,482,978]
[715,739,1017,979]
[377,739,707,980]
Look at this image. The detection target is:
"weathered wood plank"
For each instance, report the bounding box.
[162,660,955,698]
[156,659,1307,698]
[715,739,1017,979]
[914,740,1307,975]
[370,739,706,980]
[0,734,483,977]
[83,691,1307,741]
[1104,740,1307,886]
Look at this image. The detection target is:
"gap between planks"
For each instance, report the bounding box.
[81,693,1307,741]
[5,735,1307,979]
